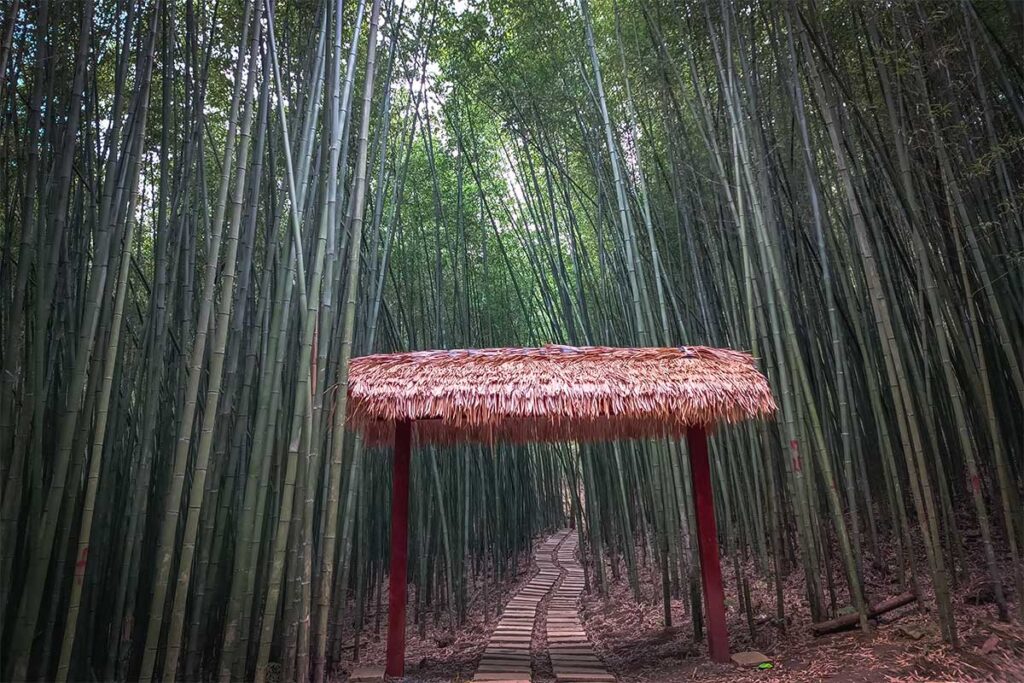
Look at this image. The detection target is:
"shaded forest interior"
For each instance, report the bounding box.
[0,0,1022,681]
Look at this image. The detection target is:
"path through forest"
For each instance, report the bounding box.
[472,530,614,683]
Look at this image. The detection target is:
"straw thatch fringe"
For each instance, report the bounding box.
[346,344,776,446]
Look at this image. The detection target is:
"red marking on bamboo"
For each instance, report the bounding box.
[971,474,981,494]
[75,545,90,585]
[385,420,413,677]
[688,426,730,664]
[790,440,802,472]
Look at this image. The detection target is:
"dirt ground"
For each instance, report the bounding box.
[579,531,1024,683]
[333,530,1024,682]
[330,537,543,682]
[580,564,1024,682]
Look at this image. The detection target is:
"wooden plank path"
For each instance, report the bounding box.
[545,533,613,683]
[472,530,614,683]
[472,530,569,682]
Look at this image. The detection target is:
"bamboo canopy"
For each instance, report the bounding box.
[347,344,776,445]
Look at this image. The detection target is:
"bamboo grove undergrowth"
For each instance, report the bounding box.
[1,0,1022,679]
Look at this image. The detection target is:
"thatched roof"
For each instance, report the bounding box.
[346,344,775,446]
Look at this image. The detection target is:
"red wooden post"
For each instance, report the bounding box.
[687,426,730,664]
[386,420,413,677]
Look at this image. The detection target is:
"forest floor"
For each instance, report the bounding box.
[332,531,1024,682]
[330,537,542,682]
[580,556,1024,682]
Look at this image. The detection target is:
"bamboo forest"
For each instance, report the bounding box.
[1,0,1023,680]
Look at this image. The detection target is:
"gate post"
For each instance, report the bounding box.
[687,426,730,664]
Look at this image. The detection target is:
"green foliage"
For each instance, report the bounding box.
[1,0,1022,679]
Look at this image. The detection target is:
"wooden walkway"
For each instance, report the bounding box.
[472,530,614,683]
[545,533,613,683]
